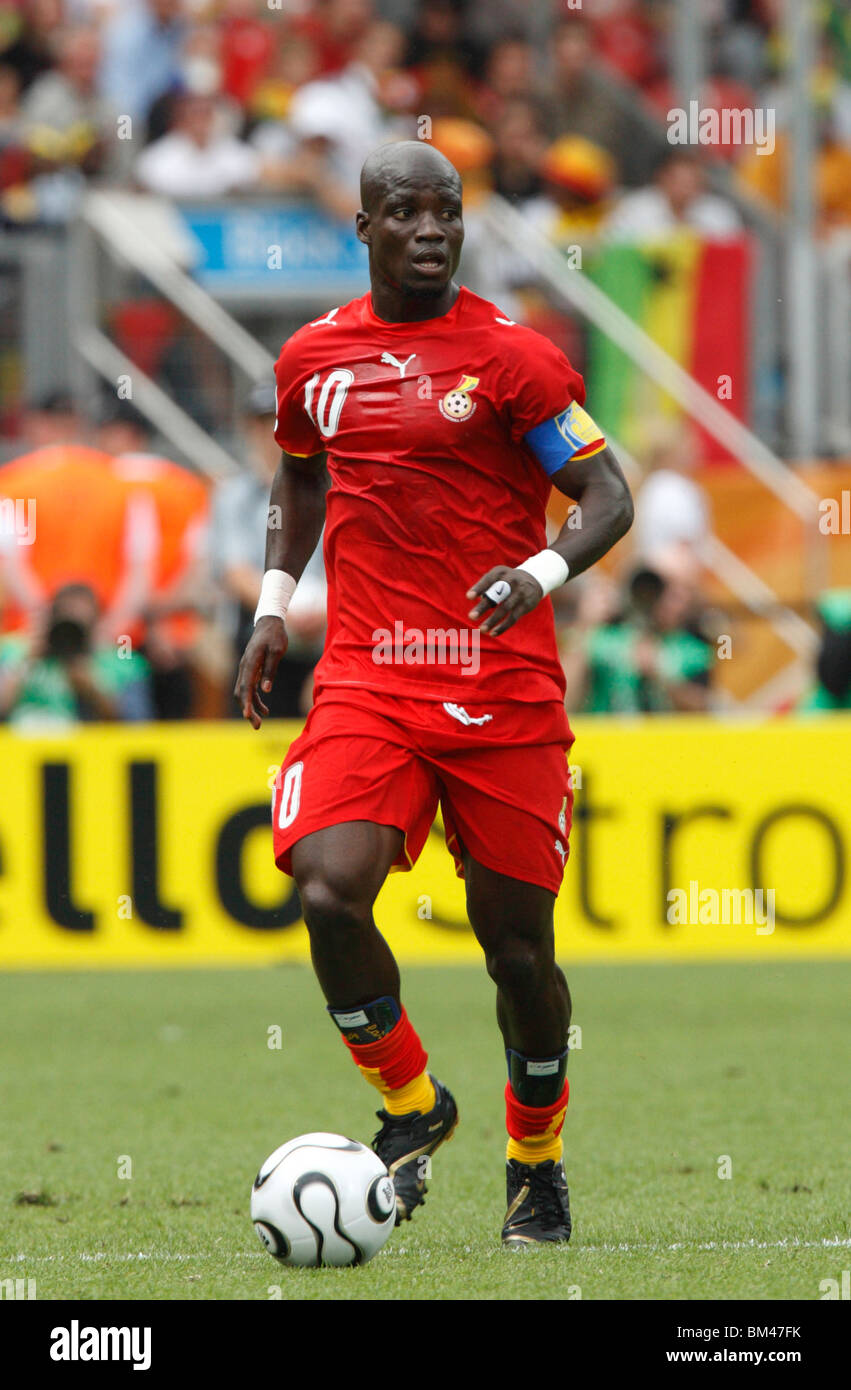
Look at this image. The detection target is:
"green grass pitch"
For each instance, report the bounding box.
[1,961,848,1301]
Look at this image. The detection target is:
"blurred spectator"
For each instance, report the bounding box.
[0,58,32,222]
[219,0,276,110]
[464,132,613,345]
[644,73,759,166]
[590,0,661,89]
[429,116,493,201]
[135,91,262,198]
[758,32,851,144]
[94,399,154,460]
[0,0,63,93]
[562,561,714,714]
[464,0,535,54]
[0,442,154,639]
[475,34,541,128]
[297,0,376,77]
[21,23,128,218]
[488,97,547,205]
[0,60,25,157]
[548,17,649,184]
[143,21,247,148]
[816,126,851,230]
[22,24,111,158]
[528,135,618,249]
[800,589,851,712]
[631,424,711,562]
[248,31,321,126]
[281,19,408,217]
[0,582,152,726]
[604,150,742,240]
[733,24,851,230]
[711,1,774,91]
[98,0,186,127]
[20,391,86,450]
[96,401,210,720]
[180,22,234,115]
[403,0,481,76]
[403,0,482,119]
[211,381,326,718]
[738,106,851,233]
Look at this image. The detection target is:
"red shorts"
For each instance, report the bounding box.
[271,690,575,895]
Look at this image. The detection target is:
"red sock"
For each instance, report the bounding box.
[341,1006,429,1095]
[505,1079,569,1164]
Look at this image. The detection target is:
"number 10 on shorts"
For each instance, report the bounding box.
[276,761,303,830]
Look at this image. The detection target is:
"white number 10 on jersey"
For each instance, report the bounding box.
[304,369,354,439]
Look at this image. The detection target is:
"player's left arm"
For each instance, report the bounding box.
[468,443,634,636]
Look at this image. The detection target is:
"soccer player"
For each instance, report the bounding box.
[235,141,633,1246]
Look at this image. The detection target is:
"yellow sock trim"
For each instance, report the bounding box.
[506,1131,564,1165]
[384,1071,436,1117]
[356,1063,386,1094]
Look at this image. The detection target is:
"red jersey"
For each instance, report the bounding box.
[273,286,591,704]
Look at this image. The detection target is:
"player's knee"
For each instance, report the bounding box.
[485,940,550,996]
[298,873,371,939]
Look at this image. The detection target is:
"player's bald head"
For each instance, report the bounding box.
[360,141,462,212]
[356,139,464,309]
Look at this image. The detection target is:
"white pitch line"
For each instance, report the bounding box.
[8,1237,851,1264]
[575,1237,851,1255]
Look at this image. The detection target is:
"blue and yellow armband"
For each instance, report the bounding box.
[524,401,606,477]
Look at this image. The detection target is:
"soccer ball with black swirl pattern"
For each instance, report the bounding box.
[250,1133,396,1267]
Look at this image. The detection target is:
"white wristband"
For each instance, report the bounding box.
[254,569,297,624]
[517,549,570,596]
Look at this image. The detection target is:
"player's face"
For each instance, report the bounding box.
[361,174,464,298]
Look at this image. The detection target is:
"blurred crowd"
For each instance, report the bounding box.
[0,0,849,724]
[0,0,848,232]
[1,388,848,727]
[0,385,329,725]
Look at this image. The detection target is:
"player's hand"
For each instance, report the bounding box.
[466,566,545,636]
[234,616,288,729]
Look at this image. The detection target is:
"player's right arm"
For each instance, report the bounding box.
[234,447,326,728]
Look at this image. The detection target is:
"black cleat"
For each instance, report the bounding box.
[501,1158,572,1248]
[371,1075,458,1224]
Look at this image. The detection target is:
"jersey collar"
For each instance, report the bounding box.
[362,285,467,332]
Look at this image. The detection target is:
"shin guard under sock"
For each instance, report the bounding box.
[505,1047,569,1165]
[328,996,435,1116]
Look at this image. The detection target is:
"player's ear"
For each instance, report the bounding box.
[355,210,371,246]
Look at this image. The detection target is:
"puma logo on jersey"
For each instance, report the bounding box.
[381,351,416,378]
[443,702,493,726]
[310,307,340,326]
[554,839,567,866]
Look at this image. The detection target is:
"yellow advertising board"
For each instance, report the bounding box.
[0,716,848,969]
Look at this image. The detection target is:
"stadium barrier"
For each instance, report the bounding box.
[0,717,848,969]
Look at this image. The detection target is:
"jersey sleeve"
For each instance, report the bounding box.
[500,329,606,474]
[273,334,323,458]
[500,330,586,441]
